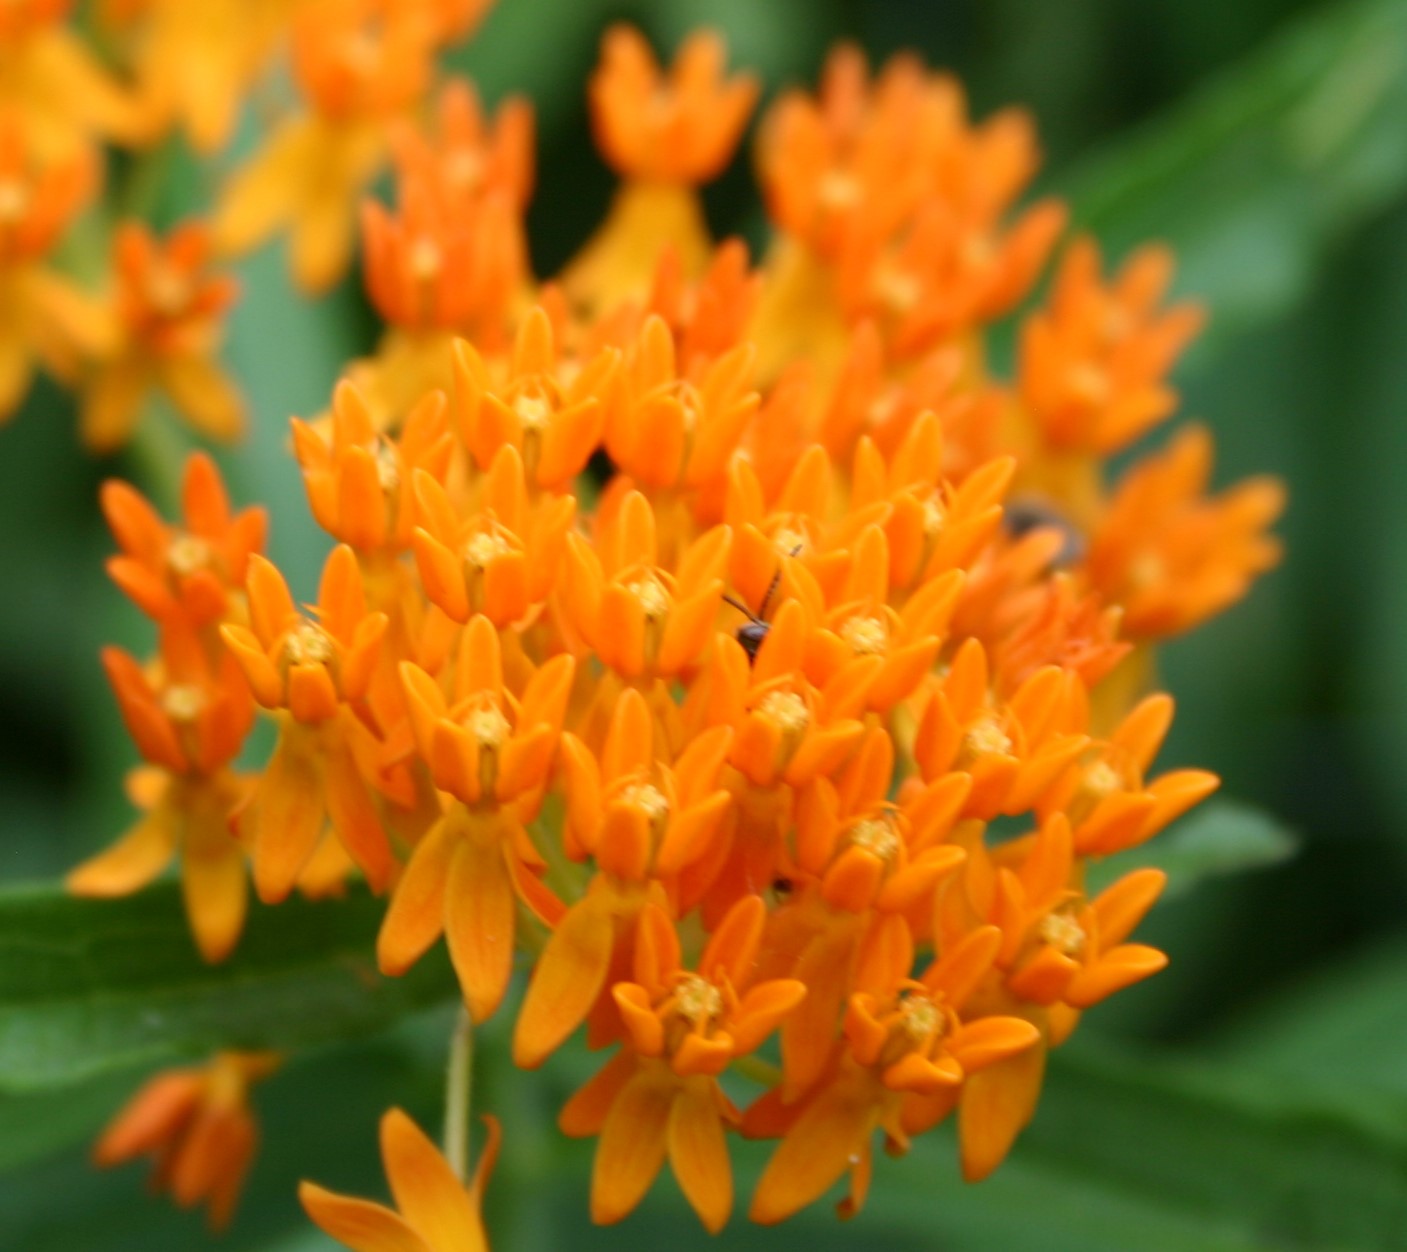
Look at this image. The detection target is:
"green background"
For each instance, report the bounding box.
[3,0,1407,1247]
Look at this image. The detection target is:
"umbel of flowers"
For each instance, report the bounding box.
[44,1,1286,1243]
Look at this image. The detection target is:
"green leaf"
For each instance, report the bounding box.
[0,881,456,1093]
[1060,0,1407,358]
[1090,798,1298,898]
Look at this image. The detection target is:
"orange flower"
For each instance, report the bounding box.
[80,220,245,452]
[301,1107,499,1252]
[101,451,267,632]
[119,0,291,154]
[589,25,758,185]
[293,381,453,555]
[797,523,965,715]
[212,0,437,291]
[773,729,970,1095]
[606,313,759,503]
[67,631,254,962]
[724,444,887,611]
[0,0,144,158]
[987,573,1131,698]
[912,637,1089,820]
[849,413,1015,596]
[1019,237,1205,455]
[1086,424,1286,638]
[938,814,1169,1178]
[560,897,805,1232]
[560,489,731,680]
[747,920,1037,1223]
[94,1051,278,1230]
[452,306,616,493]
[0,119,104,419]
[221,545,395,901]
[1037,690,1219,857]
[410,443,575,626]
[564,26,756,313]
[394,75,534,215]
[513,686,733,1068]
[758,45,946,259]
[378,616,574,1021]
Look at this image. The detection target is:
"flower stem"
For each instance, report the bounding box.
[443,1005,474,1181]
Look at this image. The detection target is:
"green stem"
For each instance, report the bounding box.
[443,1006,474,1181]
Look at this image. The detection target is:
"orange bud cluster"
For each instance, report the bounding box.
[69,13,1286,1246]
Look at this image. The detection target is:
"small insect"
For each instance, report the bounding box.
[1001,494,1087,569]
[722,548,795,664]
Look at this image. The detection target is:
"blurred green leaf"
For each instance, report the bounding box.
[0,882,454,1093]
[1091,798,1298,899]
[1060,0,1407,357]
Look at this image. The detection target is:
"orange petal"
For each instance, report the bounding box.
[66,806,176,897]
[513,894,615,1068]
[377,817,456,976]
[445,837,516,1023]
[381,1108,480,1248]
[249,726,326,904]
[668,1080,733,1233]
[181,815,248,964]
[750,1074,876,1225]
[591,1067,675,1225]
[959,1041,1046,1182]
[298,1182,433,1252]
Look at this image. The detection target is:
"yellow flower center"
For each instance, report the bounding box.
[898,993,943,1043]
[757,689,809,734]
[1084,759,1122,799]
[922,495,946,538]
[771,526,807,558]
[1068,362,1110,406]
[1038,910,1086,957]
[849,816,900,862]
[284,623,334,666]
[877,267,921,313]
[409,237,441,280]
[621,782,669,822]
[166,533,212,576]
[513,392,552,433]
[962,717,1011,760]
[1129,550,1165,589]
[161,684,206,722]
[673,974,723,1027]
[373,440,400,494]
[840,614,887,655]
[818,169,863,211]
[627,575,670,620]
[145,265,191,318]
[445,148,485,192]
[467,704,510,748]
[464,528,512,568]
[0,179,27,223]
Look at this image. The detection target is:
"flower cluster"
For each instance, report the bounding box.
[68,7,1285,1244]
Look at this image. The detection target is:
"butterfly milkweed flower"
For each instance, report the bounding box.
[79,219,245,452]
[66,15,1290,1243]
[212,0,439,292]
[0,118,103,421]
[564,27,759,314]
[301,1108,499,1252]
[562,898,805,1232]
[94,1051,279,1230]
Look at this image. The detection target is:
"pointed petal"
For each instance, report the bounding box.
[381,1109,479,1248]
[591,1069,674,1225]
[513,895,615,1068]
[298,1183,433,1252]
[668,1081,733,1234]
